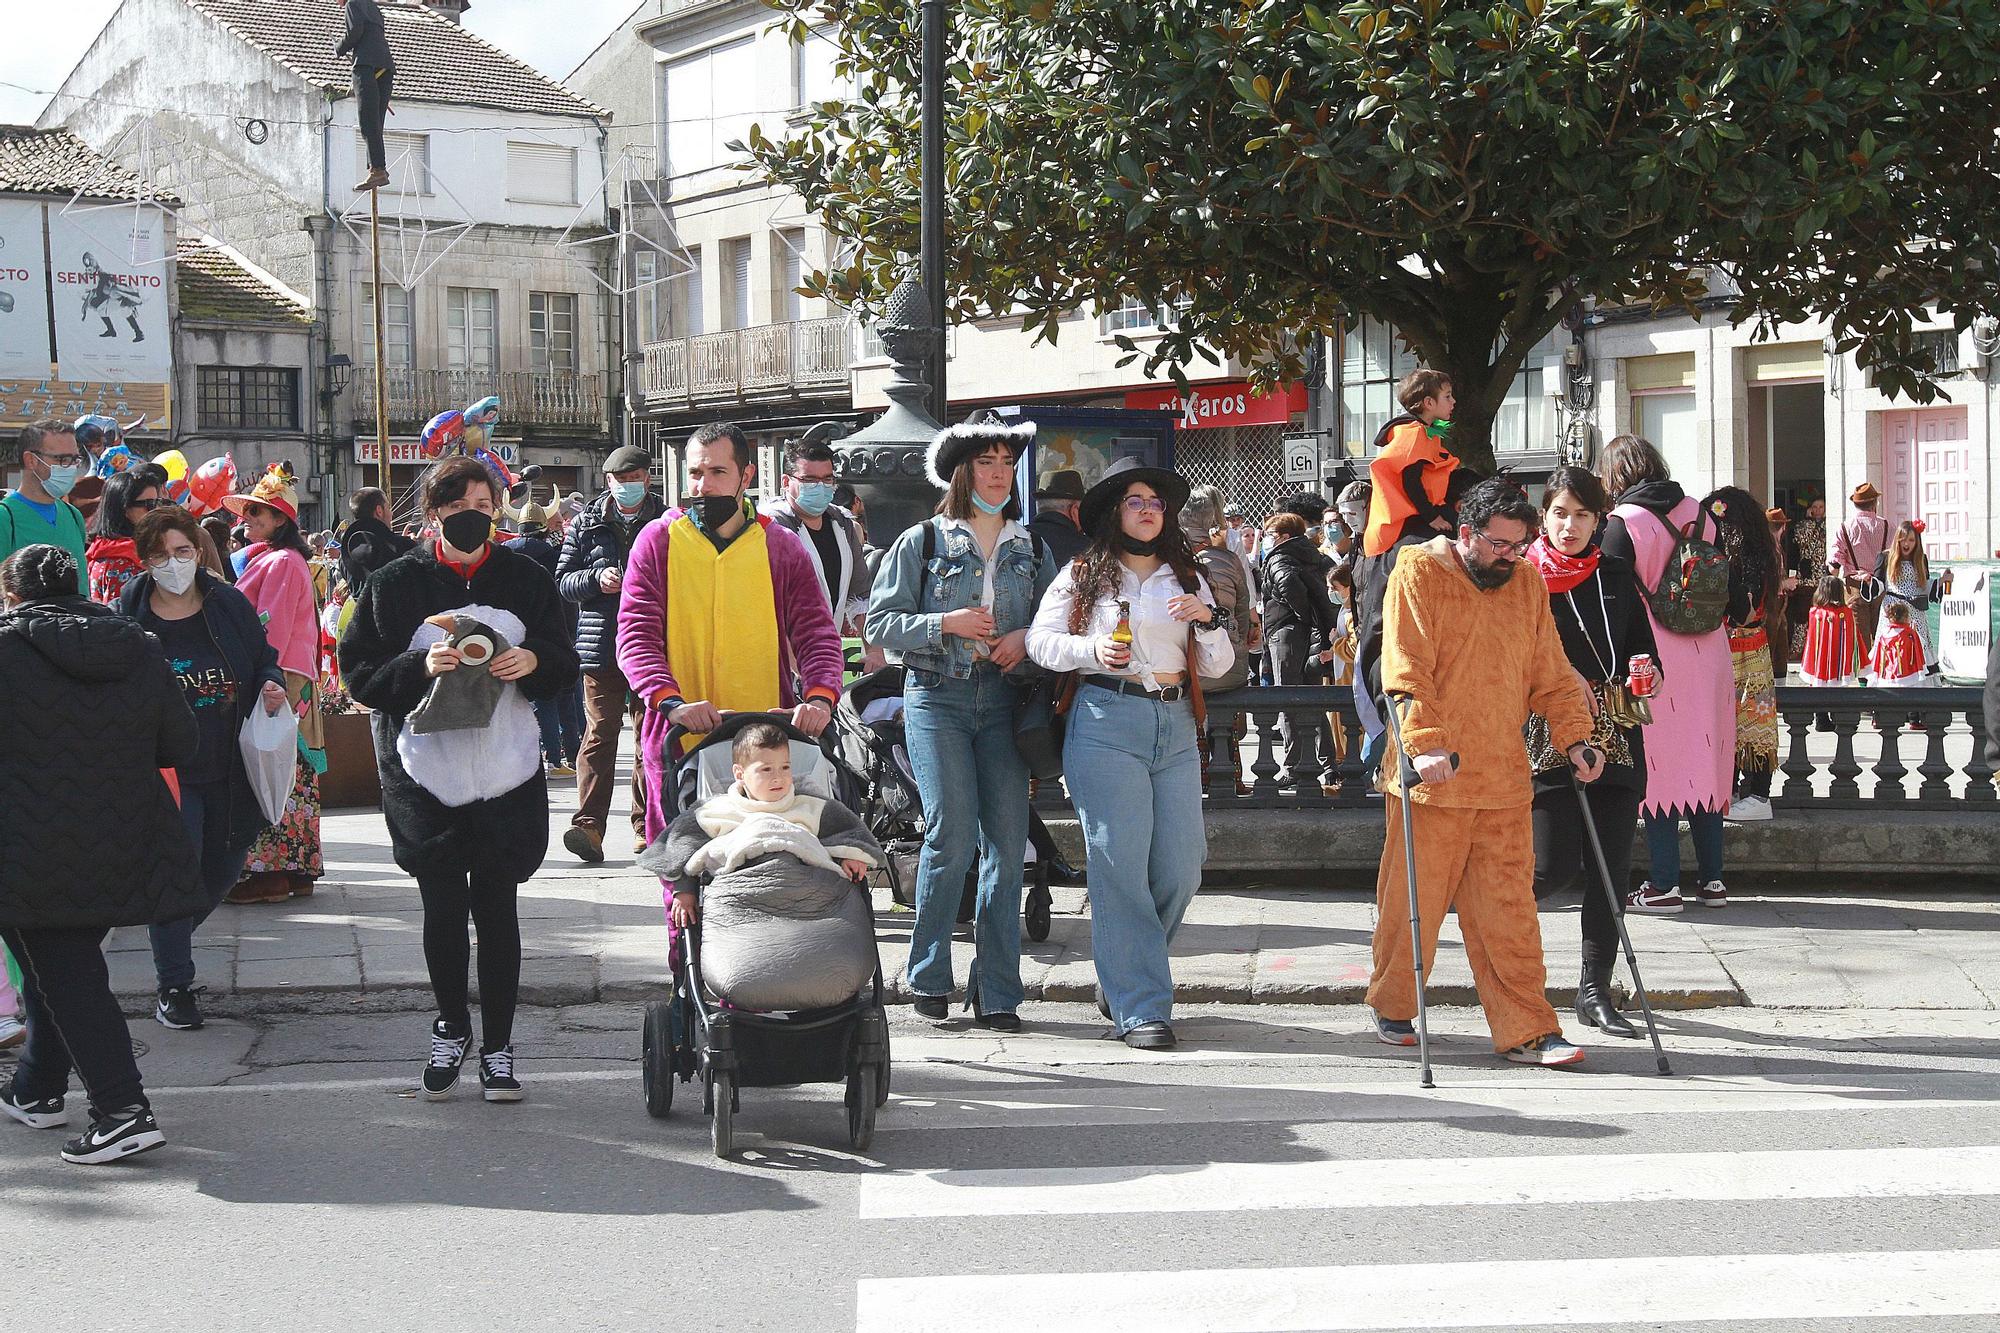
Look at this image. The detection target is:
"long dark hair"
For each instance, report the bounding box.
[1,544,80,604]
[1706,485,1780,614]
[89,463,169,540]
[1066,482,1202,633]
[260,511,312,560]
[1602,435,1670,499]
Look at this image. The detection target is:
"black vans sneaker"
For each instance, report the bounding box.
[422,1019,474,1100]
[60,1105,164,1164]
[155,985,205,1031]
[479,1046,523,1103]
[0,1079,68,1130]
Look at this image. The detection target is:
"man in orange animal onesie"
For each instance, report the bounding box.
[1368,478,1603,1066]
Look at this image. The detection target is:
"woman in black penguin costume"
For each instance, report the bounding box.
[337,455,579,1103]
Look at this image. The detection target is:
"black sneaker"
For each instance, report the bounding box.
[479,1046,524,1103]
[60,1105,164,1164]
[0,1079,68,1130]
[155,985,205,1031]
[422,1019,474,1100]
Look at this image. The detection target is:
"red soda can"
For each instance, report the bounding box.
[1627,654,1658,698]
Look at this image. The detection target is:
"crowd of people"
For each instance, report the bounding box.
[0,378,1980,1164]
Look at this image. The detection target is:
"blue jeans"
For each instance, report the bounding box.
[535,684,583,766]
[1643,809,1725,890]
[1064,684,1207,1032]
[902,666,1031,1013]
[150,779,251,991]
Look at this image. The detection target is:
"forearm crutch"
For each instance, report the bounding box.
[1381,692,1450,1089]
[1570,770,1672,1075]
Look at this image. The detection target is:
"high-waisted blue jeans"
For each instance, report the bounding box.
[1064,684,1207,1033]
[902,666,1031,1014]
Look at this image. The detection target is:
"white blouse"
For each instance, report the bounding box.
[1027,561,1235,688]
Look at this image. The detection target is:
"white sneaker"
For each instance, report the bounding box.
[0,1014,24,1051]
[1730,796,1773,822]
[1626,882,1684,915]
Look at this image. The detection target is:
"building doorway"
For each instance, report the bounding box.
[1882,406,1975,560]
[1746,381,1826,512]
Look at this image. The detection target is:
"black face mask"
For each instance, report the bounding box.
[1117,533,1161,557]
[440,509,494,554]
[693,495,741,530]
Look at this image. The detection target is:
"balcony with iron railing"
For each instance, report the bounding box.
[352,367,606,431]
[641,315,854,410]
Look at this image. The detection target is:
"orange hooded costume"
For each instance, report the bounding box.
[1364,417,1460,557]
[1367,537,1594,1053]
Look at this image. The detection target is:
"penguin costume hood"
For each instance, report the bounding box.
[407,613,510,735]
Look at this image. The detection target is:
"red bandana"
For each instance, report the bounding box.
[1526,536,1600,594]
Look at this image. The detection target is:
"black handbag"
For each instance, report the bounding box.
[1015,669,1076,782]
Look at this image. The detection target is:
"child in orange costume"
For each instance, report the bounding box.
[1367,479,1600,1066]
[1363,369,1460,559]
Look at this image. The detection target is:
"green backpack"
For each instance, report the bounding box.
[1642,508,1730,635]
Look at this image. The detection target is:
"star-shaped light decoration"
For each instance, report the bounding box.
[60,114,185,268]
[333,144,475,290]
[553,146,695,303]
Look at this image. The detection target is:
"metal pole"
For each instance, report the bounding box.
[370,185,390,498]
[920,0,947,424]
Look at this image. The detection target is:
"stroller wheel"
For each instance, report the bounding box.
[710,1070,736,1158]
[876,1028,893,1107]
[642,1001,675,1119]
[1025,872,1052,943]
[846,1064,878,1153]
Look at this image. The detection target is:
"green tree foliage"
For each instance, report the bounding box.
[751,0,2000,471]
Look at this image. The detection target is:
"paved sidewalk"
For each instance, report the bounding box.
[98,761,2000,1017]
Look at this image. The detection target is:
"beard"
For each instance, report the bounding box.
[1465,557,1517,591]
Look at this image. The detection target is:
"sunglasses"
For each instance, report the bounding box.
[129,498,168,513]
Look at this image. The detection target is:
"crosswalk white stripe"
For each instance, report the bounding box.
[855,1248,2000,1332]
[860,1143,2000,1219]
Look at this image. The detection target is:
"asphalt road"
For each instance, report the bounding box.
[5,1002,1998,1332]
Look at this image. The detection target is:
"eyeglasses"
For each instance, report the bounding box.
[1473,529,1531,558]
[1122,496,1167,514]
[27,450,84,467]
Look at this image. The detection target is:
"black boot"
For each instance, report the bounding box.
[99,316,117,339]
[1575,965,1638,1039]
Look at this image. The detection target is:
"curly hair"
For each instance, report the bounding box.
[1705,485,1780,614]
[1065,484,1202,633]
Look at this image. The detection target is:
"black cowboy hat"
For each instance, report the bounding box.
[1080,456,1192,534]
[1034,469,1086,502]
[926,419,1036,488]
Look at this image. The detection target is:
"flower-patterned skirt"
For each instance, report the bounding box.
[242,757,324,879]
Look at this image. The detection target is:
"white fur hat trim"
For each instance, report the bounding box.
[926,420,1037,489]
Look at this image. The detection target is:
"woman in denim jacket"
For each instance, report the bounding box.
[1027,458,1233,1050]
[865,421,1055,1031]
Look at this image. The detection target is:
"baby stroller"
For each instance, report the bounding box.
[641,713,890,1157]
[831,664,1056,941]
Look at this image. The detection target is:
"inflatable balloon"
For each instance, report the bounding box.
[164,477,192,507]
[474,448,518,494]
[421,409,465,459]
[462,395,501,452]
[185,454,238,517]
[91,444,137,479]
[73,414,122,452]
[153,449,189,483]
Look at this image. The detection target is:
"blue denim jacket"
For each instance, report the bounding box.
[866,516,1057,680]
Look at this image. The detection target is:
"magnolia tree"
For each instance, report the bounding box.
[750,0,2000,472]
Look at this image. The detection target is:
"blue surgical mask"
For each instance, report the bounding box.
[610,480,647,509]
[39,460,81,500]
[971,491,1009,516]
[793,481,836,517]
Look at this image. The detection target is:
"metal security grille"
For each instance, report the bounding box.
[1175,424,1288,520]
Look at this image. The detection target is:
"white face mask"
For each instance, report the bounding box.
[151,555,200,596]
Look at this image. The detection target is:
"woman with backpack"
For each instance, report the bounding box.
[1027,458,1234,1051]
[865,421,1054,1033]
[1598,436,1738,914]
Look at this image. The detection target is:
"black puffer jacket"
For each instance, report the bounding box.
[1261,535,1341,651]
[0,596,205,930]
[555,491,665,670]
[119,567,286,856]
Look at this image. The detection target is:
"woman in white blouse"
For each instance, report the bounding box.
[1027,458,1234,1050]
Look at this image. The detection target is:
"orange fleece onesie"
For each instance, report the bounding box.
[1366,537,1595,1052]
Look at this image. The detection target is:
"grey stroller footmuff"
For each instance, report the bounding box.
[408,614,509,734]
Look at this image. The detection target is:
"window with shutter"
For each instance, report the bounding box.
[530,292,579,374]
[723,237,752,331]
[358,131,430,195]
[776,229,805,323]
[507,142,578,206]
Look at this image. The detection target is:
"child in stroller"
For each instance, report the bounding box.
[636,715,890,1157]
[830,664,1068,941]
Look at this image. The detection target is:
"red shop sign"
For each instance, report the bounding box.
[1124,380,1307,430]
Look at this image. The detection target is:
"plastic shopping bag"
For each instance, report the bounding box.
[238,702,299,825]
